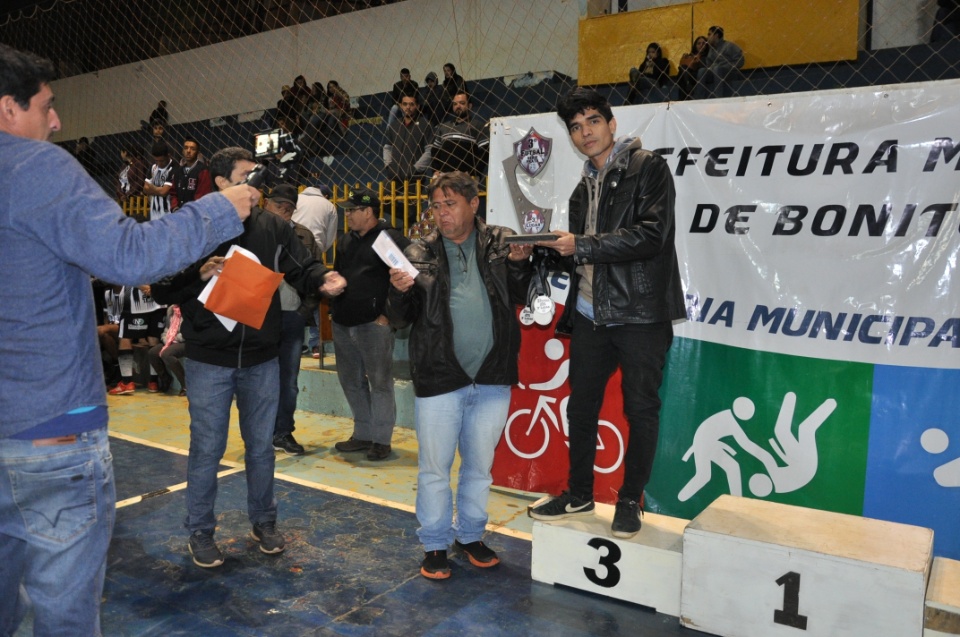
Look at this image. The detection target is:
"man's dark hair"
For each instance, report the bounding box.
[182,136,200,150]
[428,170,478,202]
[556,87,614,130]
[209,146,253,190]
[0,44,56,110]
[399,86,419,103]
[151,141,170,158]
[453,91,470,103]
[708,25,724,39]
[400,67,410,75]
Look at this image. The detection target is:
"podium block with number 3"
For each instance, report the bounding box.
[680,495,933,637]
[531,502,689,616]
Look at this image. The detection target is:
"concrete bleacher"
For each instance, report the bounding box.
[75,39,960,197]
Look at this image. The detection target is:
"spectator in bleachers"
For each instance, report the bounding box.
[417,91,489,179]
[388,67,419,128]
[311,81,326,105]
[291,75,311,114]
[626,42,671,105]
[117,143,146,206]
[931,0,960,41]
[676,35,709,101]
[300,97,342,157]
[442,63,466,110]
[326,80,352,128]
[143,141,181,220]
[695,25,745,99]
[276,85,301,134]
[147,304,187,396]
[174,137,212,209]
[384,92,433,184]
[149,100,168,127]
[73,136,95,173]
[420,71,445,126]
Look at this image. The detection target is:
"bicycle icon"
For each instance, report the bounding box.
[504,394,625,474]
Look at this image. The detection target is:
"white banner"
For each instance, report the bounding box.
[488,80,960,370]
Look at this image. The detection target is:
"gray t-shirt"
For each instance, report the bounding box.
[443,231,493,379]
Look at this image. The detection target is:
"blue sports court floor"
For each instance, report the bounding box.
[17,383,709,636]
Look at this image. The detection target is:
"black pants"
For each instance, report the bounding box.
[566,311,673,502]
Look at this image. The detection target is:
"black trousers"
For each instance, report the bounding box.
[566,311,673,503]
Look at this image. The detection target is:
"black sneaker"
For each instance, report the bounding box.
[273,433,305,455]
[611,497,643,539]
[366,443,391,461]
[188,531,224,568]
[529,491,595,520]
[420,549,451,580]
[455,540,500,568]
[335,437,372,452]
[251,521,286,554]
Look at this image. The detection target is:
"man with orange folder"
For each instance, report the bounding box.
[152,147,346,568]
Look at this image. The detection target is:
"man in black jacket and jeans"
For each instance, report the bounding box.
[152,147,346,568]
[386,172,532,580]
[529,87,685,538]
[331,187,410,461]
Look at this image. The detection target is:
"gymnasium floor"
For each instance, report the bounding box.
[17,362,708,636]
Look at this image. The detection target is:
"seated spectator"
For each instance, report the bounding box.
[326,80,352,128]
[626,42,670,105]
[676,35,709,101]
[74,136,96,174]
[931,0,960,41]
[442,63,466,108]
[695,25,745,99]
[416,91,488,178]
[388,67,419,129]
[420,71,445,126]
[148,305,187,396]
[290,75,311,115]
[149,100,168,127]
[276,85,301,133]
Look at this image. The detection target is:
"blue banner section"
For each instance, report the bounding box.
[864,366,960,559]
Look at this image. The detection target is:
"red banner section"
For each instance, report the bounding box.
[492,307,628,504]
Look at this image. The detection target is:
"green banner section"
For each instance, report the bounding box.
[648,338,874,519]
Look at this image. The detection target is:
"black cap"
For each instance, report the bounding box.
[340,186,380,210]
[265,184,298,205]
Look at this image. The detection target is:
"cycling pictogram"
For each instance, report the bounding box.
[504,338,625,473]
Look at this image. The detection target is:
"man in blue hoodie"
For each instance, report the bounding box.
[0,44,257,636]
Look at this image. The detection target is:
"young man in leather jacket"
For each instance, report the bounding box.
[530,87,685,539]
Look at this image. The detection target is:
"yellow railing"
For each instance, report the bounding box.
[118,178,489,266]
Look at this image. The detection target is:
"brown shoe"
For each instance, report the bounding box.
[366,443,391,461]
[335,437,372,452]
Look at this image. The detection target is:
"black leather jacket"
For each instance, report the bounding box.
[555,140,685,334]
[385,218,533,398]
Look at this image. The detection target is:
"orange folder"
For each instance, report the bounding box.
[203,252,284,330]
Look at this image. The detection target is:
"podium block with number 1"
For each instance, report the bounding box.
[680,495,933,637]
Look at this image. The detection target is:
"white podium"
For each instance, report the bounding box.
[531,502,688,616]
[926,557,960,637]
[680,495,934,637]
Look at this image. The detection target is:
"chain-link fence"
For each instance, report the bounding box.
[2,0,959,243]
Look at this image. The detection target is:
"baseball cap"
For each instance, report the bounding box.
[266,184,298,205]
[340,186,380,210]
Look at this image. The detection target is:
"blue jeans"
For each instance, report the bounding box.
[567,312,673,503]
[276,311,306,437]
[183,358,279,534]
[0,427,115,637]
[332,321,397,445]
[414,384,511,551]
